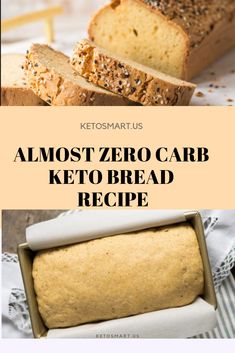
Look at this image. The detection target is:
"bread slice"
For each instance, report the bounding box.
[1,54,46,106]
[71,39,196,106]
[88,0,235,79]
[23,44,132,106]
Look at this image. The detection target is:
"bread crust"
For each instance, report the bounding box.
[1,53,47,106]
[140,0,235,48]
[88,0,190,79]
[1,86,46,106]
[187,14,235,80]
[88,0,235,79]
[71,39,195,106]
[23,44,132,106]
[33,223,204,329]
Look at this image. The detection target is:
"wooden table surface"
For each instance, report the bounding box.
[2,210,66,253]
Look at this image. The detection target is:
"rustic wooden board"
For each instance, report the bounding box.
[2,210,66,252]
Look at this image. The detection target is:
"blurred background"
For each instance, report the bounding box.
[1,0,107,55]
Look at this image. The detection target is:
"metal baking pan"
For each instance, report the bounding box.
[18,210,217,338]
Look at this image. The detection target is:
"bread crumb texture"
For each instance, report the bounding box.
[23,44,132,106]
[33,222,204,329]
[89,0,235,78]
[71,39,195,106]
[1,54,46,106]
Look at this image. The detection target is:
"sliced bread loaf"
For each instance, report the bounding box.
[23,44,132,106]
[71,39,196,106]
[88,0,235,79]
[1,54,46,106]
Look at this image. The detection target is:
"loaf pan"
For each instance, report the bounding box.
[17,210,217,338]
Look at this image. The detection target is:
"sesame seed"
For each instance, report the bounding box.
[143,0,230,48]
[195,91,205,97]
[131,87,136,94]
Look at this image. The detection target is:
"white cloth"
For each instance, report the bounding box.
[201,210,235,270]
[195,273,235,338]
[2,254,32,338]
[200,210,235,289]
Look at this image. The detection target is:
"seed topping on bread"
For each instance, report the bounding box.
[142,0,235,48]
[71,39,196,106]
